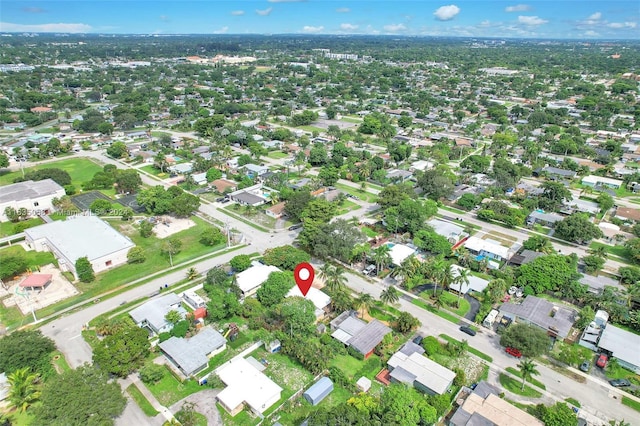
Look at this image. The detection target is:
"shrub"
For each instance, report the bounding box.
[170,320,189,338]
[230,254,252,272]
[139,364,165,384]
[158,332,171,343]
[127,247,146,264]
[422,336,443,357]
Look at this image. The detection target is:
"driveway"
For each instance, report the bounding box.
[168,389,222,426]
[464,294,480,322]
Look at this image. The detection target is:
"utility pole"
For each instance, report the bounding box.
[225,220,231,248]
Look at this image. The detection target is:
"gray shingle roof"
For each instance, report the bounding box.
[499,296,576,339]
[129,293,182,332]
[159,326,226,376]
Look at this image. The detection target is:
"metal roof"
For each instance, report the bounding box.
[499,295,576,339]
[129,293,183,332]
[0,179,64,203]
[347,320,392,355]
[24,215,135,265]
[598,324,640,370]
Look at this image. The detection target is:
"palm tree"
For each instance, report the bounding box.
[380,285,400,305]
[517,359,540,391]
[588,245,608,259]
[372,245,392,276]
[186,267,199,281]
[454,268,471,308]
[326,266,348,293]
[7,367,40,413]
[390,255,419,287]
[318,263,334,284]
[356,293,374,318]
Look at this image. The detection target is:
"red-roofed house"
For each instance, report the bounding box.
[19,274,52,291]
[30,106,52,113]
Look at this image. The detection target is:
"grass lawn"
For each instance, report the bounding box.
[439,334,493,363]
[0,158,102,186]
[412,298,460,324]
[437,291,470,317]
[139,165,167,178]
[51,351,71,374]
[334,183,378,203]
[498,373,543,398]
[440,205,467,215]
[126,384,160,416]
[297,125,325,133]
[267,151,289,159]
[0,217,45,237]
[368,306,395,322]
[622,396,640,413]
[218,403,260,426]
[9,404,38,426]
[35,216,227,318]
[335,200,360,215]
[1,244,56,271]
[565,397,581,408]
[505,367,546,389]
[146,365,201,406]
[340,117,362,123]
[361,227,378,238]
[330,354,383,381]
[589,241,631,262]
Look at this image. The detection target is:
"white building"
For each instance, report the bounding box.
[0,179,65,222]
[449,265,489,295]
[388,243,417,266]
[216,357,282,416]
[235,262,280,298]
[286,286,331,319]
[464,237,513,262]
[24,216,134,279]
[581,175,623,189]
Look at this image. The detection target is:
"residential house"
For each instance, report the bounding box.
[24,216,134,279]
[596,324,640,374]
[216,357,283,416]
[0,179,66,221]
[463,236,514,262]
[159,326,226,377]
[168,162,193,175]
[509,249,544,266]
[409,160,435,172]
[331,312,391,358]
[526,211,564,227]
[191,172,207,186]
[534,166,577,180]
[614,207,640,222]
[499,295,576,339]
[265,202,286,219]
[426,219,466,244]
[235,262,281,298]
[228,184,269,207]
[449,381,543,426]
[388,243,417,267]
[286,286,331,319]
[561,198,600,216]
[129,293,186,335]
[449,265,489,295]
[243,164,269,179]
[581,175,623,189]
[211,179,237,194]
[387,342,456,395]
[385,169,413,182]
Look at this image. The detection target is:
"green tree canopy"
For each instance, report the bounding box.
[516,254,580,295]
[0,330,55,376]
[256,271,295,307]
[554,214,603,244]
[92,325,150,377]
[75,256,95,282]
[262,245,311,270]
[499,323,550,358]
[34,365,126,426]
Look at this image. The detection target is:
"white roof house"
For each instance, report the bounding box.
[464,237,512,262]
[0,179,66,222]
[388,243,417,266]
[24,215,134,279]
[235,262,280,297]
[449,265,489,294]
[598,324,640,374]
[581,175,623,189]
[216,357,283,416]
[388,346,456,395]
[426,219,465,244]
[286,286,331,318]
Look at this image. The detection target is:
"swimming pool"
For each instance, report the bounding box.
[386,243,396,248]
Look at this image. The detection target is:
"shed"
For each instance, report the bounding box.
[303,377,333,406]
[356,376,371,392]
[193,307,207,320]
[267,340,281,353]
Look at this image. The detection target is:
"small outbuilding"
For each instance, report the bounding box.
[19,274,52,291]
[356,376,371,392]
[303,377,333,406]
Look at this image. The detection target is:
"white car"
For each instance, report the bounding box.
[508,286,517,295]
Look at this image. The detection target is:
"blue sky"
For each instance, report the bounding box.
[1,1,638,39]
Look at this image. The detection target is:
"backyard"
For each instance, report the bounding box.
[145,364,202,406]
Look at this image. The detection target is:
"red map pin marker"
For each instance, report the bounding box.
[294,262,315,297]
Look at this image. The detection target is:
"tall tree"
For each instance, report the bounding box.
[517,359,540,391]
[326,266,348,293]
[7,367,40,413]
[380,286,400,305]
[454,268,471,308]
[356,293,374,318]
[372,245,392,276]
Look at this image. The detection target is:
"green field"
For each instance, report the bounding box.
[145,366,201,406]
[498,373,543,398]
[0,158,102,186]
[589,241,631,262]
[622,396,640,412]
[0,217,45,237]
[267,151,290,159]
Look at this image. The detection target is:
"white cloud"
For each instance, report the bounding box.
[231,10,245,16]
[383,23,407,32]
[159,15,169,22]
[434,5,460,21]
[213,26,229,34]
[302,25,324,33]
[584,30,599,37]
[256,8,273,16]
[479,20,491,27]
[23,7,45,13]
[340,23,359,31]
[505,4,531,12]
[336,7,350,13]
[587,12,602,21]
[607,21,637,28]
[518,15,548,26]
[0,22,92,33]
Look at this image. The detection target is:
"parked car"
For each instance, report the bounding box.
[288,223,303,231]
[505,347,522,358]
[579,361,590,372]
[220,198,231,204]
[412,335,423,345]
[216,197,226,202]
[596,354,608,368]
[609,379,631,388]
[459,326,477,336]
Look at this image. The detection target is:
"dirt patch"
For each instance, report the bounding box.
[3,263,79,314]
[153,217,196,239]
